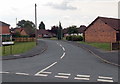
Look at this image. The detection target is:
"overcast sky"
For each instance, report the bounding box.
[0,0,119,29]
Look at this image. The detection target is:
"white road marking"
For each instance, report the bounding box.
[58,73,71,76]
[41,72,52,74]
[77,75,90,78]
[97,79,113,82]
[74,77,90,80]
[60,44,62,47]
[60,52,66,59]
[98,76,113,79]
[35,62,57,75]
[35,74,48,77]
[55,75,69,79]
[15,73,29,76]
[62,47,65,51]
[0,72,10,74]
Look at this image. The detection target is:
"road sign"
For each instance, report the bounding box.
[2,41,14,46]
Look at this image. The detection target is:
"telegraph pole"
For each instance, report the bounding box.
[35,3,38,45]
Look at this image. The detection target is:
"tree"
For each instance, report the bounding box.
[51,26,59,35]
[14,31,21,37]
[39,21,45,30]
[17,20,35,36]
[67,25,78,35]
[57,22,63,40]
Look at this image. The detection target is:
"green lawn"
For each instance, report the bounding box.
[50,37,58,40]
[78,41,111,51]
[2,42,36,56]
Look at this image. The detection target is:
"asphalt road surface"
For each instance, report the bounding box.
[2,39,118,82]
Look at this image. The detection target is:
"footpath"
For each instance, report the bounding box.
[1,40,47,60]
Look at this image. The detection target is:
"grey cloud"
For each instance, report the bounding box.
[45,1,77,10]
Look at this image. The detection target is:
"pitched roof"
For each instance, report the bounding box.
[37,29,52,35]
[0,21,10,26]
[14,28,24,33]
[77,25,87,33]
[86,16,120,31]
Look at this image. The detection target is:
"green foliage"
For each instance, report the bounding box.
[57,22,63,40]
[14,31,21,37]
[51,26,58,35]
[66,35,83,41]
[2,42,36,56]
[79,41,111,51]
[17,20,35,36]
[67,25,78,35]
[39,21,45,30]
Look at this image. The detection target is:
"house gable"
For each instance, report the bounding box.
[0,21,10,35]
[85,18,117,43]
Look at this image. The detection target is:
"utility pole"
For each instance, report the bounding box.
[16,18,17,27]
[35,3,38,45]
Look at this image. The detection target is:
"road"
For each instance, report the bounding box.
[2,39,118,82]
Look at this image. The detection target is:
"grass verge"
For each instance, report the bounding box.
[78,41,111,51]
[2,42,36,56]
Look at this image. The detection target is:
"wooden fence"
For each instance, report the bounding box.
[112,42,120,50]
[13,37,35,42]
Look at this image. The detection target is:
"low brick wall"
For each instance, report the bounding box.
[13,37,35,42]
[112,42,120,50]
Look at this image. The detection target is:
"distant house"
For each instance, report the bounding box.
[63,25,86,37]
[0,21,11,41]
[85,16,120,43]
[37,29,53,38]
[14,28,28,36]
[77,25,87,36]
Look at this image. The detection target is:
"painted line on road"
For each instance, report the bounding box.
[34,74,48,77]
[97,79,113,82]
[74,74,90,81]
[41,71,52,74]
[74,77,90,80]
[55,75,69,79]
[0,72,10,74]
[60,52,66,59]
[15,73,29,76]
[60,44,62,47]
[58,73,71,76]
[77,75,90,78]
[97,76,113,82]
[98,76,113,79]
[62,47,65,51]
[35,62,57,76]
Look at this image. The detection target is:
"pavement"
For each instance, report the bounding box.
[2,39,118,82]
[1,39,47,60]
[64,40,119,67]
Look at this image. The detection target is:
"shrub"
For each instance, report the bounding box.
[66,35,83,41]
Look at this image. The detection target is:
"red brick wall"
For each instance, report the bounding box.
[20,30,28,36]
[2,25,10,34]
[85,19,117,43]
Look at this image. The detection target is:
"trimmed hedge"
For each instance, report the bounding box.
[66,35,83,41]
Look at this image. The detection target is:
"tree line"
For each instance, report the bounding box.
[15,19,80,38]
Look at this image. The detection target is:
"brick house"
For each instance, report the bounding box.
[37,29,53,38]
[85,16,120,43]
[13,28,28,36]
[0,21,11,41]
[63,25,86,37]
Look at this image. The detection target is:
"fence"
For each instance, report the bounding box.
[13,37,35,42]
[112,42,120,50]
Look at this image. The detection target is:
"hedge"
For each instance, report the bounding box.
[66,35,83,41]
